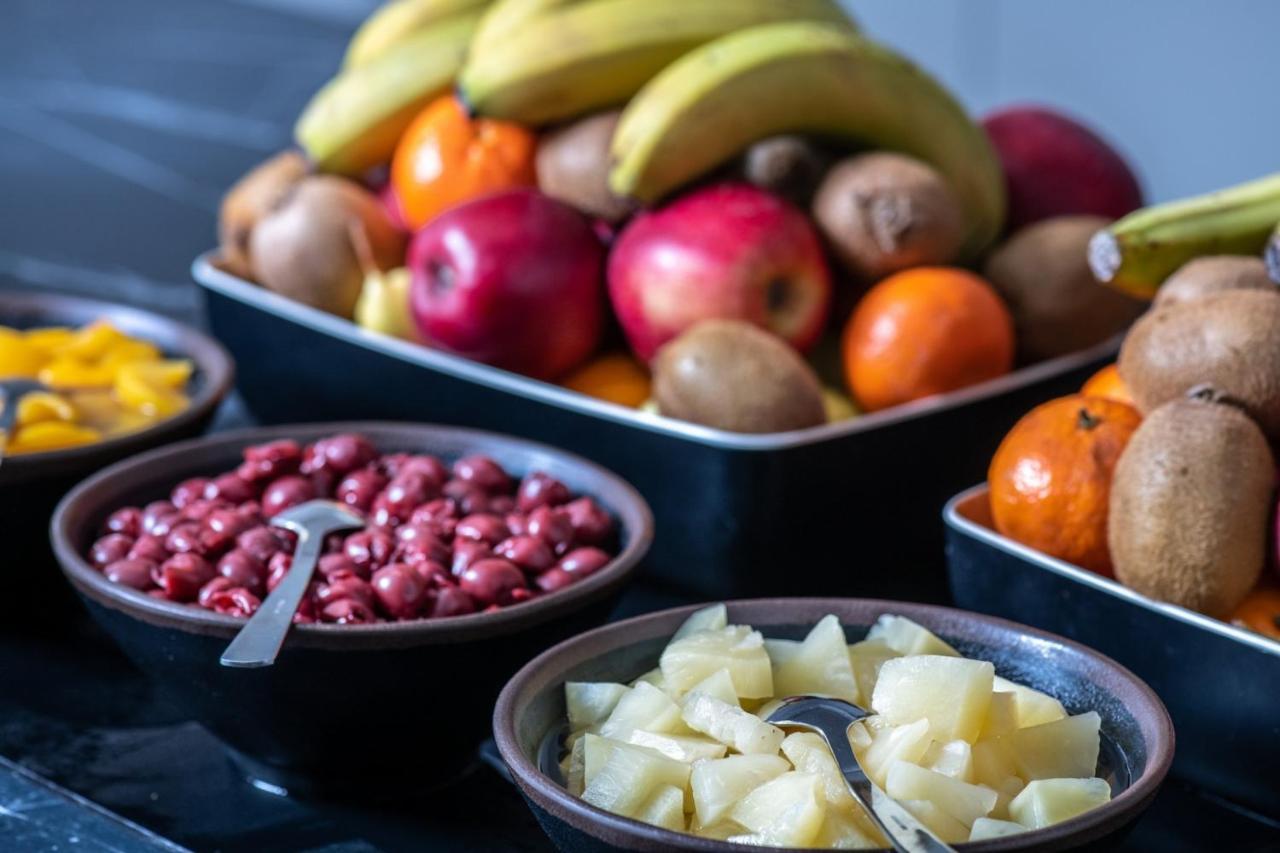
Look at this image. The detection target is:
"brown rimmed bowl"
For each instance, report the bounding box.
[51,422,652,798]
[1,289,233,616]
[494,599,1173,852]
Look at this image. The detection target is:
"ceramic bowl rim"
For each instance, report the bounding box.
[0,288,234,476]
[494,598,1175,852]
[51,421,653,649]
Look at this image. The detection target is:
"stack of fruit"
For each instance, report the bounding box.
[987,171,1280,643]
[219,0,1148,433]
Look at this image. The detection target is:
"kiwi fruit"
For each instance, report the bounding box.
[218,150,309,280]
[1152,255,1274,307]
[250,175,405,317]
[535,110,634,223]
[741,135,833,205]
[1108,390,1272,617]
[811,152,965,281]
[983,216,1145,362]
[652,320,826,433]
[1118,288,1280,437]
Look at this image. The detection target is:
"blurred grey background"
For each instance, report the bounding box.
[0,0,1275,314]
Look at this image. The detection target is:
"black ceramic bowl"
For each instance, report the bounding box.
[2,290,233,614]
[495,599,1173,852]
[52,422,652,798]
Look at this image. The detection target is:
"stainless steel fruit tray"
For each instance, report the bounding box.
[195,252,1117,600]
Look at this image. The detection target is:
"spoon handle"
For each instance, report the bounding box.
[220,529,323,668]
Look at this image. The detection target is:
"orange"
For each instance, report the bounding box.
[1081,363,1135,407]
[562,353,651,408]
[391,95,536,230]
[988,394,1142,577]
[842,267,1015,412]
[1230,585,1280,641]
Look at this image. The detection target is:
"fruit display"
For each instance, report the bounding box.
[84,432,619,622]
[217,0,1153,435]
[0,321,193,454]
[559,606,1111,846]
[989,187,1280,639]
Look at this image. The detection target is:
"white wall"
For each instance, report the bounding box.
[843,0,1277,203]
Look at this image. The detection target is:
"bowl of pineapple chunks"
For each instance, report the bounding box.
[494,599,1172,851]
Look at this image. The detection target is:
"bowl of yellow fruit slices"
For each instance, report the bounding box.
[1,290,232,609]
[494,599,1172,852]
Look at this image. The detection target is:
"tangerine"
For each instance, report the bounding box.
[988,394,1142,577]
[1080,363,1134,407]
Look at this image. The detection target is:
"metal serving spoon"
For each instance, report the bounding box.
[0,379,49,464]
[766,696,956,853]
[220,500,364,668]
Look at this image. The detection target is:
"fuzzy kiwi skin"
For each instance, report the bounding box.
[742,135,833,206]
[218,150,309,280]
[984,215,1145,363]
[811,152,965,281]
[250,176,405,317]
[535,111,634,224]
[1118,288,1280,437]
[653,320,827,434]
[1108,396,1272,617]
[1152,255,1275,308]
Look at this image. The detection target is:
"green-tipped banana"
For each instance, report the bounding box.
[1266,222,1280,284]
[297,11,481,176]
[458,0,855,126]
[609,21,1005,256]
[1089,172,1280,299]
[344,0,491,68]
[470,0,581,55]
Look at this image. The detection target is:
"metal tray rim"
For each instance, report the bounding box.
[945,484,1280,660]
[194,252,1121,453]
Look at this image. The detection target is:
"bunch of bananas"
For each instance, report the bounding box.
[294,0,1009,254]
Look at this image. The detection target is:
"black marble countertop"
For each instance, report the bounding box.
[2,1,1279,850]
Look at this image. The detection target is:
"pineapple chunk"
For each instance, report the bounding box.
[813,807,883,849]
[847,638,901,704]
[728,772,826,848]
[564,736,586,796]
[599,682,684,739]
[767,615,858,703]
[689,668,740,707]
[631,668,665,690]
[691,820,744,840]
[969,817,1026,840]
[781,732,856,811]
[970,738,1019,788]
[1009,778,1112,828]
[681,692,784,755]
[673,603,728,640]
[885,760,997,827]
[922,739,973,782]
[871,655,994,743]
[866,615,959,657]
[979,690,1019,740]
[855,718,931,788]
[661,625,773,699]
[628,731,728,763]
[994,676,1067,728]
[989,776,1026,821]
[581,737,692,819]
[637,784,687,832]
[847,714,891,751]
[566,682,629,733]
[690,754,790,826]
[900,799,969,844]
[1008,712,1101,780]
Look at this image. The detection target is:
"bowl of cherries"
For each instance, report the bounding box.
[51,423,652,797]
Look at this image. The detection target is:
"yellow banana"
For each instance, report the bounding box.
[296,11,482,176]
[458,0,856,126]
[610,21,1005,257]
[1090,172,1280,299]
[470,0,581,56]
[344,0,491,68]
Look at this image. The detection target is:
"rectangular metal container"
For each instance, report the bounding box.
[195,254,1114,600]
[945,486,1280,819]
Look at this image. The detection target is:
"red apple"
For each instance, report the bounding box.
[608,183,832,362]
[408,189,604,380]
[983,105,1143,233]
